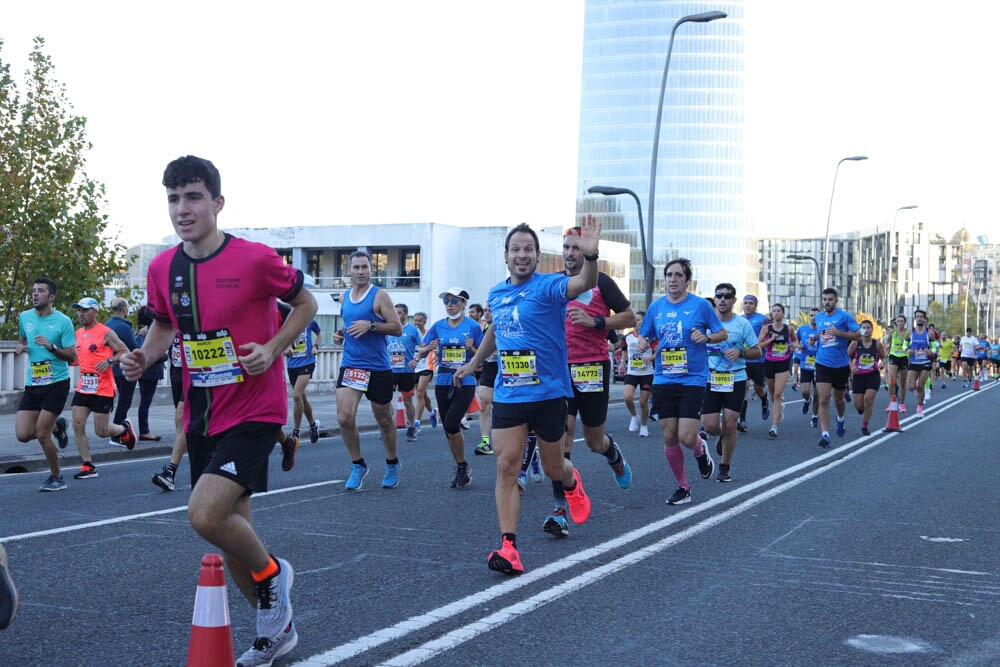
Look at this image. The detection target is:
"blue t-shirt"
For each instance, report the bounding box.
[287,320,321,369]
[796,324,819,371]
[340,285,389,371]
[640,292,724,387]
[18,308,76,386]
[741,311,768,364]
[488,272,572,403]
[813,308,860,368]
[387,323,422,373]
[105,315,137,378]
[707,314,757,383]
[423,317,483,386]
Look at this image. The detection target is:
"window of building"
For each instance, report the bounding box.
[397,248,421,288]
[307,251,323,281]
[277,249,292,265]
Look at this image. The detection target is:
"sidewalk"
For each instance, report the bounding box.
[0,383,629,474]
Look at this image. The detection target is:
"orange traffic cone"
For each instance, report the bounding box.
[973,375,981,390]
[395,394,407,427]
[882,397,903,433]
[187,553,233,667]
[467,393,482,414]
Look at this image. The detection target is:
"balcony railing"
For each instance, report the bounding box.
[313,272,420,290]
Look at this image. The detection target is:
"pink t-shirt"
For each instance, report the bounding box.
[146,235,302,436]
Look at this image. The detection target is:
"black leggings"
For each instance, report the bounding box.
[435,385,476,435]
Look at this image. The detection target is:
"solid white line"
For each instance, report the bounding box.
[0,480,343,543]
[290,383,993,666]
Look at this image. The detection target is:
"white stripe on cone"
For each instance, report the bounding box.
[191,584,230,628]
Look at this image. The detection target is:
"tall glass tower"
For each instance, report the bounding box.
[577,0,758,304]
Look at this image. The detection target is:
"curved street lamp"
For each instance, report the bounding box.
[787,253,822,306]
[821,155,868,289]
[885,205,918,322]
[588,185,656,308]
[647,10,727,301]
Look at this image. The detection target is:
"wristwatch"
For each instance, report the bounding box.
[369,322,377,333]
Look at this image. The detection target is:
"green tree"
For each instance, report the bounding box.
[0,37,131,338]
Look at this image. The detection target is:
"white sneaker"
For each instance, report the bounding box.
[639,425,649,437]
[237,621,298,667]
[256,558,293,641]
[628,415,640,432]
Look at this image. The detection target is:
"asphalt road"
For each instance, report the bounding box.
[1,379,998,666]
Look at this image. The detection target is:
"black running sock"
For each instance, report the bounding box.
[740,400,748,421]
[761,394,769,408]
[353,457,366,467]
[386,458,399,465]
[551,479,565,500]
[719,464,730,474]
[166,462,178,474]
[601,435,620,464]
[502,532,517,548]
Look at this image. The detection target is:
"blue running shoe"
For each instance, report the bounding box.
[430,408,438,429]
[543,508,570,537]
[345,463,368,491]
[382,463,400,489]
[608,442,631,489]
[818,434,831,449]
[836,418,846,437]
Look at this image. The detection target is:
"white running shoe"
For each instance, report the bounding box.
[237,621,298,667]
[639,425,649,437]
[628,415,640,432]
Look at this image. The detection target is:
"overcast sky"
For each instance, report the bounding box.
[3,1,996,248]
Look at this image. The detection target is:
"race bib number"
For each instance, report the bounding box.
[30,361,54,386]
[710,371,734,393]
[183,329,244,388]
[440,344,466,371]
[912,348,928,360]
[291,337,308,358]
[820,331,837,348]
[772,342,788,355]
[500,349,539,387]
[570,363,603,393]
[79,372,99,394]
[170,343,183,367]
[390,352,407,370]
[660,347,688,375]
[858,354,875,371]
[342,367,371,391]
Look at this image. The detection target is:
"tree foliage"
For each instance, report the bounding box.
[0,37,131,338]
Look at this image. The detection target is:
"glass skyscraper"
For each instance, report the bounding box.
[576,0,759,303]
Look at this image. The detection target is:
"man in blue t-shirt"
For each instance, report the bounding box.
[286,317,322,444]
[15,277,77,492]
[455,218,602,576]
[809,288,861,448]
[795,307,821,427]
[738,295,770,431]
[638,259,727,506]
[388,303,422,442]
[703,282,762,483]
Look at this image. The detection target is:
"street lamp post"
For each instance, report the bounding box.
[885,205,918,323]
[787,253,822,308]
[821,155,868,289]
[588,185,656,308]
[647,10,726,301]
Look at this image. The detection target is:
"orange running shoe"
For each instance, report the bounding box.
[564,469,591,524]
[487,536,524,574]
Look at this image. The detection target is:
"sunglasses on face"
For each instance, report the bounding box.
[442,297,464,306]
[715,293,735,300]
